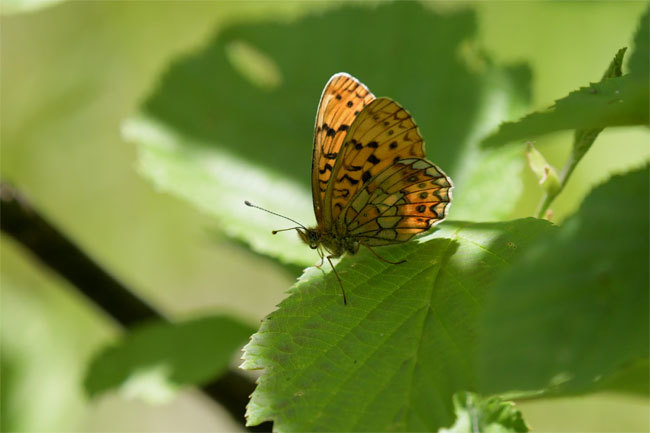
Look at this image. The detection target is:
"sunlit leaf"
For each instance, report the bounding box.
[241,219,553,431]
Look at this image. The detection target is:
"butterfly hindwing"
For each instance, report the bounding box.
[343,158,452,246]
[312,73,375,226]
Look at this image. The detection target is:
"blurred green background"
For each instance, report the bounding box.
[1,1,648,431]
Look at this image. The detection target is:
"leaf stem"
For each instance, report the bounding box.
[535,47,626,218]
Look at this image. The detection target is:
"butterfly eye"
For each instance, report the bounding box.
[309,231,318,241]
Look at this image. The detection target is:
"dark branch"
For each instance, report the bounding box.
[0,181,271,432]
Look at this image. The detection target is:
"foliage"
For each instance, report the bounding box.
[84,315,255,402]
[482,9,649,147]
[124,2,531,266]
[25,1,645,432]
[241,219,554,431]
[478,166,649,397]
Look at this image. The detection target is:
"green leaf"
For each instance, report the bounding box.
[126,2,532,266]
[478,165,650,397]
[483,9,649,148]
[126,117,316,267]
[535,47,627,218]
[591,358,650,395]
[241,218,554,431]
[628,8,649,77]
[567,47,627,175]
[439,392,529,433]
[84,315,255,402]
[482,72,648,147]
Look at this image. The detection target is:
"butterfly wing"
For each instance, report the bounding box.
[343,158,452,246]
[326,97,429,223]
[312,73,374,226]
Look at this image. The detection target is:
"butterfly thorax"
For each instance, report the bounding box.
[299,226,359,258]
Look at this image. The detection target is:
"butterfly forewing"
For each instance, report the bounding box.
[326,97,428,223]
[312,73,375,226]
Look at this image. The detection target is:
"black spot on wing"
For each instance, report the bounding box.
[338,174,359,185]
[334,188,350,198]
[367,154,380,165]
[319,163,333,174]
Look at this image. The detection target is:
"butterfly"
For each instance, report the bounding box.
[246,72,452,304]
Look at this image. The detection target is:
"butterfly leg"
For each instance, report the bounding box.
[315,248,325,268]
[326,255,347,305]
[362,243,406,265]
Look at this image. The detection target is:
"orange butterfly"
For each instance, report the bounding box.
[247,73,452,304]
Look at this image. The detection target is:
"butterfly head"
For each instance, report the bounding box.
[297,227,321,250]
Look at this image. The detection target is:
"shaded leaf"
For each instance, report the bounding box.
[566,47,627,176]
[482,73,648,147]
[591,358,650,396]
[85,315,255,401]
[125,2,532,266]
[241,218,554,431]
[478,165,650,397]
[628,8,649,77]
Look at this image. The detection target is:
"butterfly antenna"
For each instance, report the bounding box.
[271,227,303,234]
[244,201,307,230]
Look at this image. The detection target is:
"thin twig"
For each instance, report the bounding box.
[0,181,270,432]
